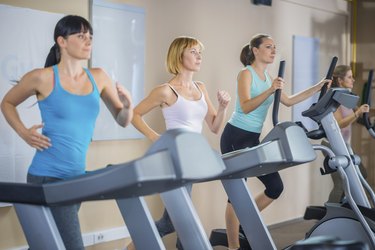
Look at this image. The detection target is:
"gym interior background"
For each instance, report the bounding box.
[0,0,374,249]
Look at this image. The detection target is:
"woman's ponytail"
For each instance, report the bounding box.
[44,43,60,68]
[240,44,251,67]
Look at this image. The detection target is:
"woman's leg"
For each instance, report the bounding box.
[226,202,241,249]
[233,173,283,248]
[127,241,136,250]
[127,184,192,250]
[27,174,84,250]
[220,124,263,250]
[255,192,275,211]
[49,204,83,250]
[328,171,344,203]
[258,172,284,201]
[226,191,275,249]
[322,140,344,203]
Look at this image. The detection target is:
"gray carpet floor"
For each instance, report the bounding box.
[213,218,317,250]
[269,218,317,249]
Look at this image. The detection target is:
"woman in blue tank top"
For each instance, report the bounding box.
[128,36,231,250]
[1,15,133,250]
[221,34,331,250]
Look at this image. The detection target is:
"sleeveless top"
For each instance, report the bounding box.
[229,65,274,133]
[161,82,208,133]
[339,105,353,144]
[28,65,100,179]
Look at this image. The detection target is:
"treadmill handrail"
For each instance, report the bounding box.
[0,129,227,206]
[0,150,176,205]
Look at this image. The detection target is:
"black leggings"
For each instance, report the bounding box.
[220,123,283,200]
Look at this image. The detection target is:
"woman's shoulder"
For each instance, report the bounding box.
[26,67,51,76]
[21,67,53,84]
[193,81,208,92]
[86,68,111,89]
[239,66,252,74]
[193,80,206,88]
[155,82,173,91]
[238,67,252,81]
[150,83,175,97]
[87,67,107,78]
[12,68,54,95]
[194,80,204,85]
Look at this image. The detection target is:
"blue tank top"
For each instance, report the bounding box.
[28,65,100,179]
[229,65,273,133]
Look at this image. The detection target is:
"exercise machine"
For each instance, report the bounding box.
[208,60,367,249]
[0,129,225,250]
[124,129,226,250]
[209,60,316,249]
[304,69,375,221]
[300,70,375,248]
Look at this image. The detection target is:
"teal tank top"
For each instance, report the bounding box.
[228,65,273,133]
[28,65,100,179]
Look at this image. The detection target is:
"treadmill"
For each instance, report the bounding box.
[0,129,225,250]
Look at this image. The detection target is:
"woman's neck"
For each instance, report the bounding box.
[251,62,267,72]
[251,62,268,81]
[170,71,194,87]
[57,59,85,78]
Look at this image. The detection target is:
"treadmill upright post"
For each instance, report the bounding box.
[14,203,66,250]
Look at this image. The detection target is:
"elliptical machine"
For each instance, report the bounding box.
[304,69,375,222]
[209,60,291,249]
[300,69,375,248]
[209,60,367,249]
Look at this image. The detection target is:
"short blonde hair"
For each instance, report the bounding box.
[166,36,204,75]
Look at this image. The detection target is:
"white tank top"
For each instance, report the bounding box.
[162,82,208,133]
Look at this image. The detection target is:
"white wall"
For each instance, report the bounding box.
[0,0,349,249]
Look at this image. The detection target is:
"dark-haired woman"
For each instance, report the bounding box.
[1,15,133,249]
[221,34,329,250]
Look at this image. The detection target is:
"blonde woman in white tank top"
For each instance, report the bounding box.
[129,37,230,250]
[132,37,230,142]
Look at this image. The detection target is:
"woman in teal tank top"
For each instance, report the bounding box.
[221,34,331,250]
[1,15,133,250]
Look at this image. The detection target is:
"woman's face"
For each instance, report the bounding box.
[62,31,93,60]
[254,38,276,64]
[181,44,202,73]
[339,70,355,89]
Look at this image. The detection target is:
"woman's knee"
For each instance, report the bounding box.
[265,179,284,199]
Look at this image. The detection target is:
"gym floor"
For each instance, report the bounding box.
[267,218,317,249]
[85,218,317,250]
[212,218,316,249]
